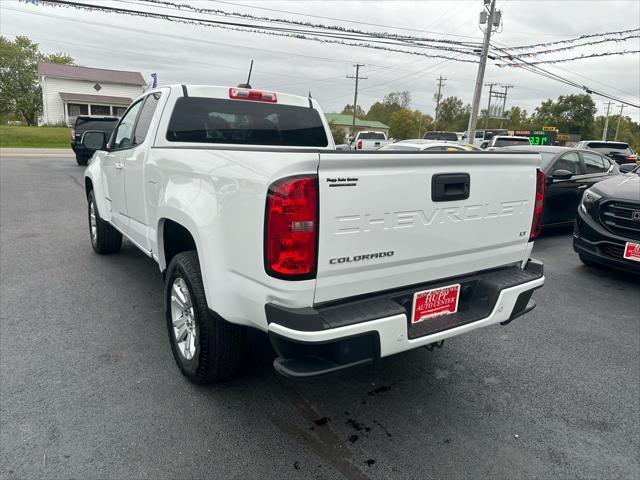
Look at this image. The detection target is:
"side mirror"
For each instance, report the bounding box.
[550,169,573,181]
[347,136,354,144]
[81,131,107,151]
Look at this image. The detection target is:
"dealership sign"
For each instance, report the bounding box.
[514,129,558,145]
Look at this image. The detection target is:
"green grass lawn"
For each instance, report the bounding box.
[0,125,70,148]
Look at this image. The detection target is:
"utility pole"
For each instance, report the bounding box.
[483,83,498,129]
[433,75,447,130]
[614,104,626,140]
[466,0,500,144]
[346,64,367,137]
[499,85,513,128]
[601,101,614,141]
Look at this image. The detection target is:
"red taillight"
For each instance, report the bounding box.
[265,175,318,279]
[229,87,277,103]
[624,155,637,163]
[357,140,363,150]
[530,169,546,241]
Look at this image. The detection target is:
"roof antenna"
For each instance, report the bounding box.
[237,59,253,89]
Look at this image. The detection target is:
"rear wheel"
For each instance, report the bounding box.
[165,251,246,383]
[87,191,122,254]
[75,153,90,166]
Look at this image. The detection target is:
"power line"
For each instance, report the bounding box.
[38,1,482,63]
[505,27,640,51]
[501,49,640,67]
[125,0,484,49]
[209,0,484,40]
[494,34,640,59]
[490,43,640,108]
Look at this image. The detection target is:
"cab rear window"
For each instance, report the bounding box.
[166,97,328,147]
[357,132,386,140]
[494,138,531,147]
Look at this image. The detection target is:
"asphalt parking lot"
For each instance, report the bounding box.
[1,152,639,480]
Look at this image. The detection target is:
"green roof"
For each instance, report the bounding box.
[325,113,389,129]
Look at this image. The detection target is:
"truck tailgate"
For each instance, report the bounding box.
[314,152,539,304]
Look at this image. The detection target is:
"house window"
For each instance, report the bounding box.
[113,106,127,117]
[68,103,89,118]
[90,105,110,116]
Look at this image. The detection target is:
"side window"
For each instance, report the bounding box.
[582,152,608,174]
[112,100,143,150]
[475,131,484,139]
[133,93,162,145]
[553,152,582,175]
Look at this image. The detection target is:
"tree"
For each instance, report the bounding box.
[328,120,346,145]
[0,36,74,126]
[414,111,433,138]
[366,91,412,126]
[592,115,640,150]
[388,108,416,140]
[531,94,596,134]
[383,91,411,109]
[341,104,366,117]
[503,106,532,130]
[436,96,470,131]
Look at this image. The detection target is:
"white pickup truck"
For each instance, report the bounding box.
[348,130,393,150]
[82,84,545,383]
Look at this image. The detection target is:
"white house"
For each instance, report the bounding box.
[38,63,146,126]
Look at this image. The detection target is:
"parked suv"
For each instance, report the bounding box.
[573,174,640,273]
[574,140,637,165]
[71,115,119,166]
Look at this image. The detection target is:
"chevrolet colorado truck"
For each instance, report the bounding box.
[82,84,545,383]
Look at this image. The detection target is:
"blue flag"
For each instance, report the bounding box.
[151,73,157,88]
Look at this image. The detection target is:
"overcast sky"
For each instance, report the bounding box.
[2,0,639,122]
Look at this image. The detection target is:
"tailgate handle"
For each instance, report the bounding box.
[431,173,470,202]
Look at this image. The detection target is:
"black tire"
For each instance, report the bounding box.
[76,153,90,166]
[165,251,246,383]
[87,190,122,254]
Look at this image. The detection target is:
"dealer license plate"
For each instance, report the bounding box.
[411,284,461,324]
[623,242,640,262]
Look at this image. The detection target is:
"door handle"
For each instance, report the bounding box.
[114,162,124,170]
[577,184,587,189]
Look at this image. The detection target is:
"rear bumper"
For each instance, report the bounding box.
[267,259,544,377]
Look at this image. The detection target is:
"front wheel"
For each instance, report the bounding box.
[75,153,90,166]
[87,191,122,254]
[165,251,246,383]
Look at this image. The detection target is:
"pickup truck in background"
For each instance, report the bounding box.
[82,84,545,383]
[481,135,532,150]
[460,128,509,148]
[348,130,394,150]
[71,115,119,166]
